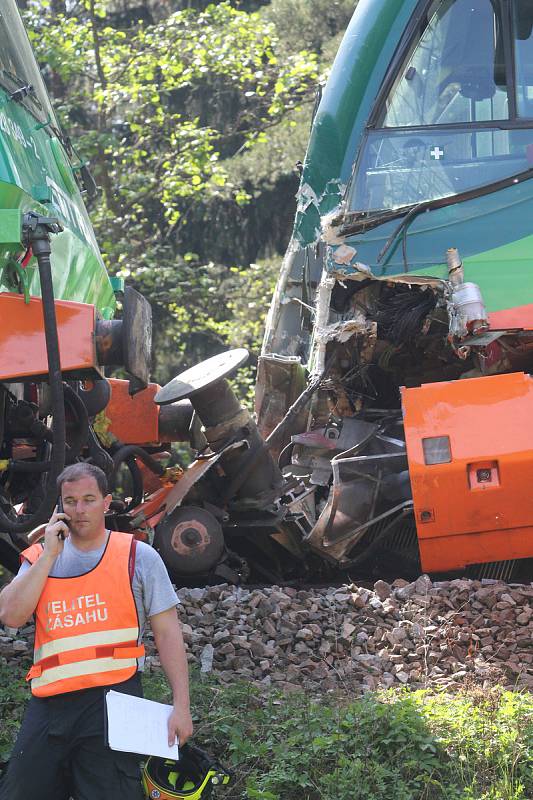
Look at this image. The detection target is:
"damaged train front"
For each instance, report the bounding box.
[254,0,533,582]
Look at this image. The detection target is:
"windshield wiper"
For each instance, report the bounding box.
[339,166,533,269]
[377,202,427,269]
[340,207,409,234]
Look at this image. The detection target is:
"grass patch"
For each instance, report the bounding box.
[0,663,30,763]
[1,662,530,799]
[143,670,532,800]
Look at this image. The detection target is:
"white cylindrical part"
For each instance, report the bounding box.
[452,282,488,331]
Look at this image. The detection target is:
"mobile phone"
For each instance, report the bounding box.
[56,496,67,540]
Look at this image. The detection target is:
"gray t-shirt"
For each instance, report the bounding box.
[17,533,179,670]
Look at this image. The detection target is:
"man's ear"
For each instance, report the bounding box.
[104,493,112,512]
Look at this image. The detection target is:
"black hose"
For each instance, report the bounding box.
[120,456,144,511]
[109,445,165,512]
[110,445,165,486]
[0,228,65,535]
[63,383,90,463]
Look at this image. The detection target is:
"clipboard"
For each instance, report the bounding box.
[105,690,179,759]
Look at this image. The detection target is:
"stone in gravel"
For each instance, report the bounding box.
[395,671,409,684]
[249,640,267,659]
[213,629,231,644]
[415,574,432,594]
[382,599,399,614]
[395,582,417,600]
[296,627,314,641]
[200,644,214,673]
[341,621,356,639]
[381,672,395,688]
[374,580,391,600]
[217,642,235,656]
[263,619,277,638]
[388,627,408,645]
[188,588,206,602]
[12,640,28,652]
[231,656,255,671]
[499,593,516,606]
[352,588,370,608]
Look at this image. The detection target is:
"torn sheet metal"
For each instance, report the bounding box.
[304,450,409,563]
[297,182,321,216]
[295,181,347,249]
[311,270,336,376]
[321,207,346,245]
[291,418,379,486]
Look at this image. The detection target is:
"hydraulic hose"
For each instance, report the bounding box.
[109,445,164,512]
[63,384,90,464]
[115,456,144,512]
[110,445,165,485]
[0,214,65,535]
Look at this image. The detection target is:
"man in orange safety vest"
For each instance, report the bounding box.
[0,462,193,800]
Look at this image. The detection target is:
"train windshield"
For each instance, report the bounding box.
[0,0,58,126]
[348,0,533,214]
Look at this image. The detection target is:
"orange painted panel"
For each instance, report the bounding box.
[106,379,160,444]
[402,372,533,570]
[0,293,97,380]
[419,527,533,572]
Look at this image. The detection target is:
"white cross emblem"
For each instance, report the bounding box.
[430,146,444,160]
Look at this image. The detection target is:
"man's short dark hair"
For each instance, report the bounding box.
[57,464,108,497]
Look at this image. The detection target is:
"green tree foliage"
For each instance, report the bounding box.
[22,0,322,384]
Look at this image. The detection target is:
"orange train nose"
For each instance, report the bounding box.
[402,371,533,572]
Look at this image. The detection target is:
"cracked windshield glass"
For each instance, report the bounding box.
[349,0,533,213]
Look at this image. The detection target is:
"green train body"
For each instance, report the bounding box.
[0,0,114,313]
[294,0,533,320]
[257,0,533,580]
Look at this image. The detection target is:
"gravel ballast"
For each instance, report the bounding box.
[2,576,532,692]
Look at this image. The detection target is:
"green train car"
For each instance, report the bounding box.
[256,0,533,581]
[0,1,156,571]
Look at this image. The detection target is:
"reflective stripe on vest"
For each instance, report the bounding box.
[21,531,145,697]
[29,656,139,691]
[34,626,141,663]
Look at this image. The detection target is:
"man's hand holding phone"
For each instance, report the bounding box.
[43,501,71,558]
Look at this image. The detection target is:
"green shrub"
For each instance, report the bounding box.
[142,671,532,800]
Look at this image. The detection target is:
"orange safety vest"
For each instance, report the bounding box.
[21,531,145,697]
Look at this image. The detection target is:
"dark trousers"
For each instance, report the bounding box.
[0,673,145,800]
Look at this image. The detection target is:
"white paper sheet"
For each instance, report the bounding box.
[106,690,179,759]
